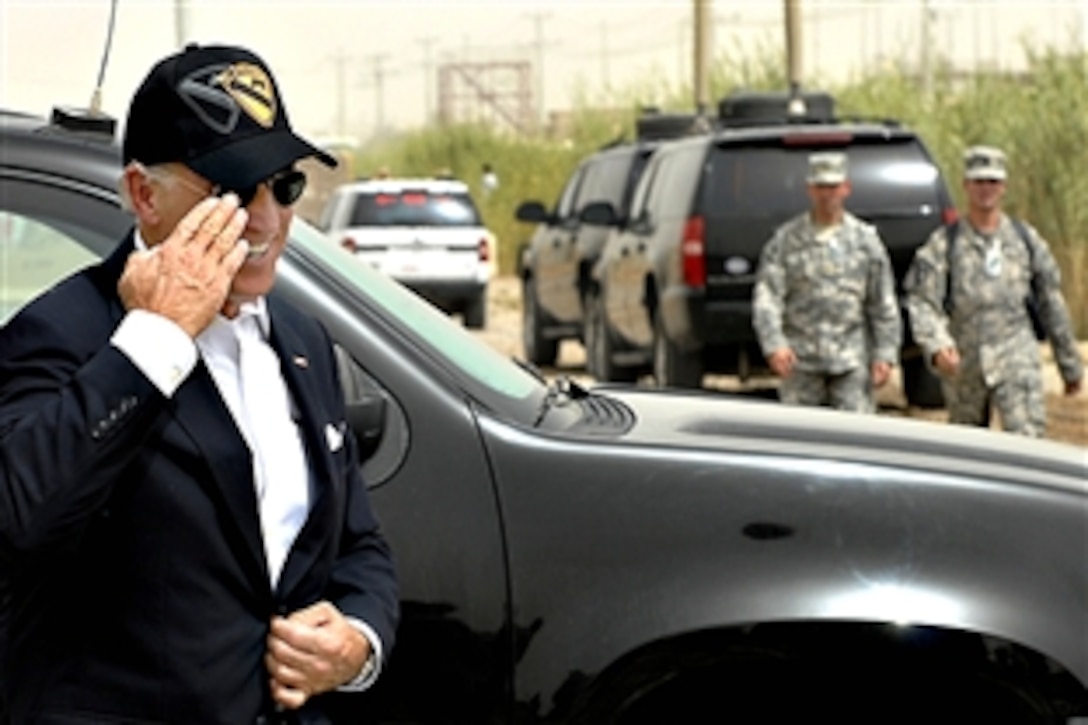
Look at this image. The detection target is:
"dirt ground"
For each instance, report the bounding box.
[469,277,1087,449]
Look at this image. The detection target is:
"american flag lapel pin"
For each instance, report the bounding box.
[293,355,309,369]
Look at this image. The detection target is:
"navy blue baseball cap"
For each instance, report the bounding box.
[122,43,336,191]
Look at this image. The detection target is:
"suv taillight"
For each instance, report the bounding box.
[478,237,490,262]
[942,207,959,226]
[341,237,358,252]
[681,216,706,288]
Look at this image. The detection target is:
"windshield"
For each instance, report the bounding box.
[704,142,941,216]
[348,190,482,227]
[287,218,546,403]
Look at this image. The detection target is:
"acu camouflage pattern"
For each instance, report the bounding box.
[904,214,1084,437]
[753,211,902,412]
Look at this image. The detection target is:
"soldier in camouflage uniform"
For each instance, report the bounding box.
[904,146,1083,437]
[753,152,901,412]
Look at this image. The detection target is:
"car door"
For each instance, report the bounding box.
[600,150,670,349]
[532,162,586,323]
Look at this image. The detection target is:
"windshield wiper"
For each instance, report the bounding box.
[533,375,590,427]
[511,356,545,382]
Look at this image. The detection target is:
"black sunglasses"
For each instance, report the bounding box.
[216,168,308,207]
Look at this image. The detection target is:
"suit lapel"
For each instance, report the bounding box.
[266,307,339,597]
[171,365,271,589]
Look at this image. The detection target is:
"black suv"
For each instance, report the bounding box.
[515,139,658,369]
[4,106,1087,722]
[589,92,955,407]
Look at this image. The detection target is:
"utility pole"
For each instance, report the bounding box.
[366,53,390,134]
[174,0,190,49]
[693,0,712,115]
[784,0,802,93]
[417,36,438,124]
[527,12,551,129]
[921,0,936,96]
[600,21,610,89]
[332,49,349,137]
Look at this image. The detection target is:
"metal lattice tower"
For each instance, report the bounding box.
[436,61,535,133]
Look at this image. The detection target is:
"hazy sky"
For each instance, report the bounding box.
[2,1,1083,143]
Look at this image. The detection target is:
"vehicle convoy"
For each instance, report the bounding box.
[584,91,954,408]
[514,138,658,371]
[319,177,495,329]
[3,108,1088,723]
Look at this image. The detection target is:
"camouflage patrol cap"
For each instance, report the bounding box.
[963,145,1007,181]
[806,152,847,185]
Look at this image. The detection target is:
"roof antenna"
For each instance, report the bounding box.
[90,0,119,115]
[51,0,118,135]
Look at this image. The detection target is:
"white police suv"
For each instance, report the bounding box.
[319,177,495,328]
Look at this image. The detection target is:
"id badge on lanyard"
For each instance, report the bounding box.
[984,241,1003,278]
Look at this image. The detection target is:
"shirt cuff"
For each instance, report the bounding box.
[110,310,198,397]
[338,618,384,692]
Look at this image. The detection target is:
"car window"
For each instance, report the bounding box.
[620,150,654,216]
[574,151,633,211]
[288,220,542,401]
[0,211,99,324]
[703,141,941,216]
[348,190,482,227]
[646,143,703,220]
[627,152,664,221]
[554,165,586,219]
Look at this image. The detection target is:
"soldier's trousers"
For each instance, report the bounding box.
[778,366,874,413]
[942,361,1046,437]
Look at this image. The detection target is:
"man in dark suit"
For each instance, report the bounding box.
[0,44,398,724]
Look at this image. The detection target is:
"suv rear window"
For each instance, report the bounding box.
[349,191,482,227]
[703,140,941,216]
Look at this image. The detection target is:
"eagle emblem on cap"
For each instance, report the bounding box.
[215,62,277,128]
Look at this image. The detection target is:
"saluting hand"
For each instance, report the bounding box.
[118,194,249,338]
[266,601,371,710]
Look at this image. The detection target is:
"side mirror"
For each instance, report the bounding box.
[345,392,387,462]
[515,200,549,223]
[579,201,619,227]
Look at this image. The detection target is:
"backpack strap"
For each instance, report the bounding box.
[1008,217,1037,283]
[942,221,960,315]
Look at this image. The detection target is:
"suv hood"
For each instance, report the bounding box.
[600,387,1087,496]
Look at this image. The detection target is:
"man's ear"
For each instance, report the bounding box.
[120,163,161,225]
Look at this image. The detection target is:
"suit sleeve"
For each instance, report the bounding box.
[0,302,168,554]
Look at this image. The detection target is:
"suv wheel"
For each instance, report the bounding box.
[589,291,639,383]
[653,313,703,388]
[522,278,558,366]
[462,289,487,330]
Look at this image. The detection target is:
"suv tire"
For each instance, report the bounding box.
[463,290,487,330]
[653,313,703,388]
[522,278,559,366]
[588,292,640,383]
